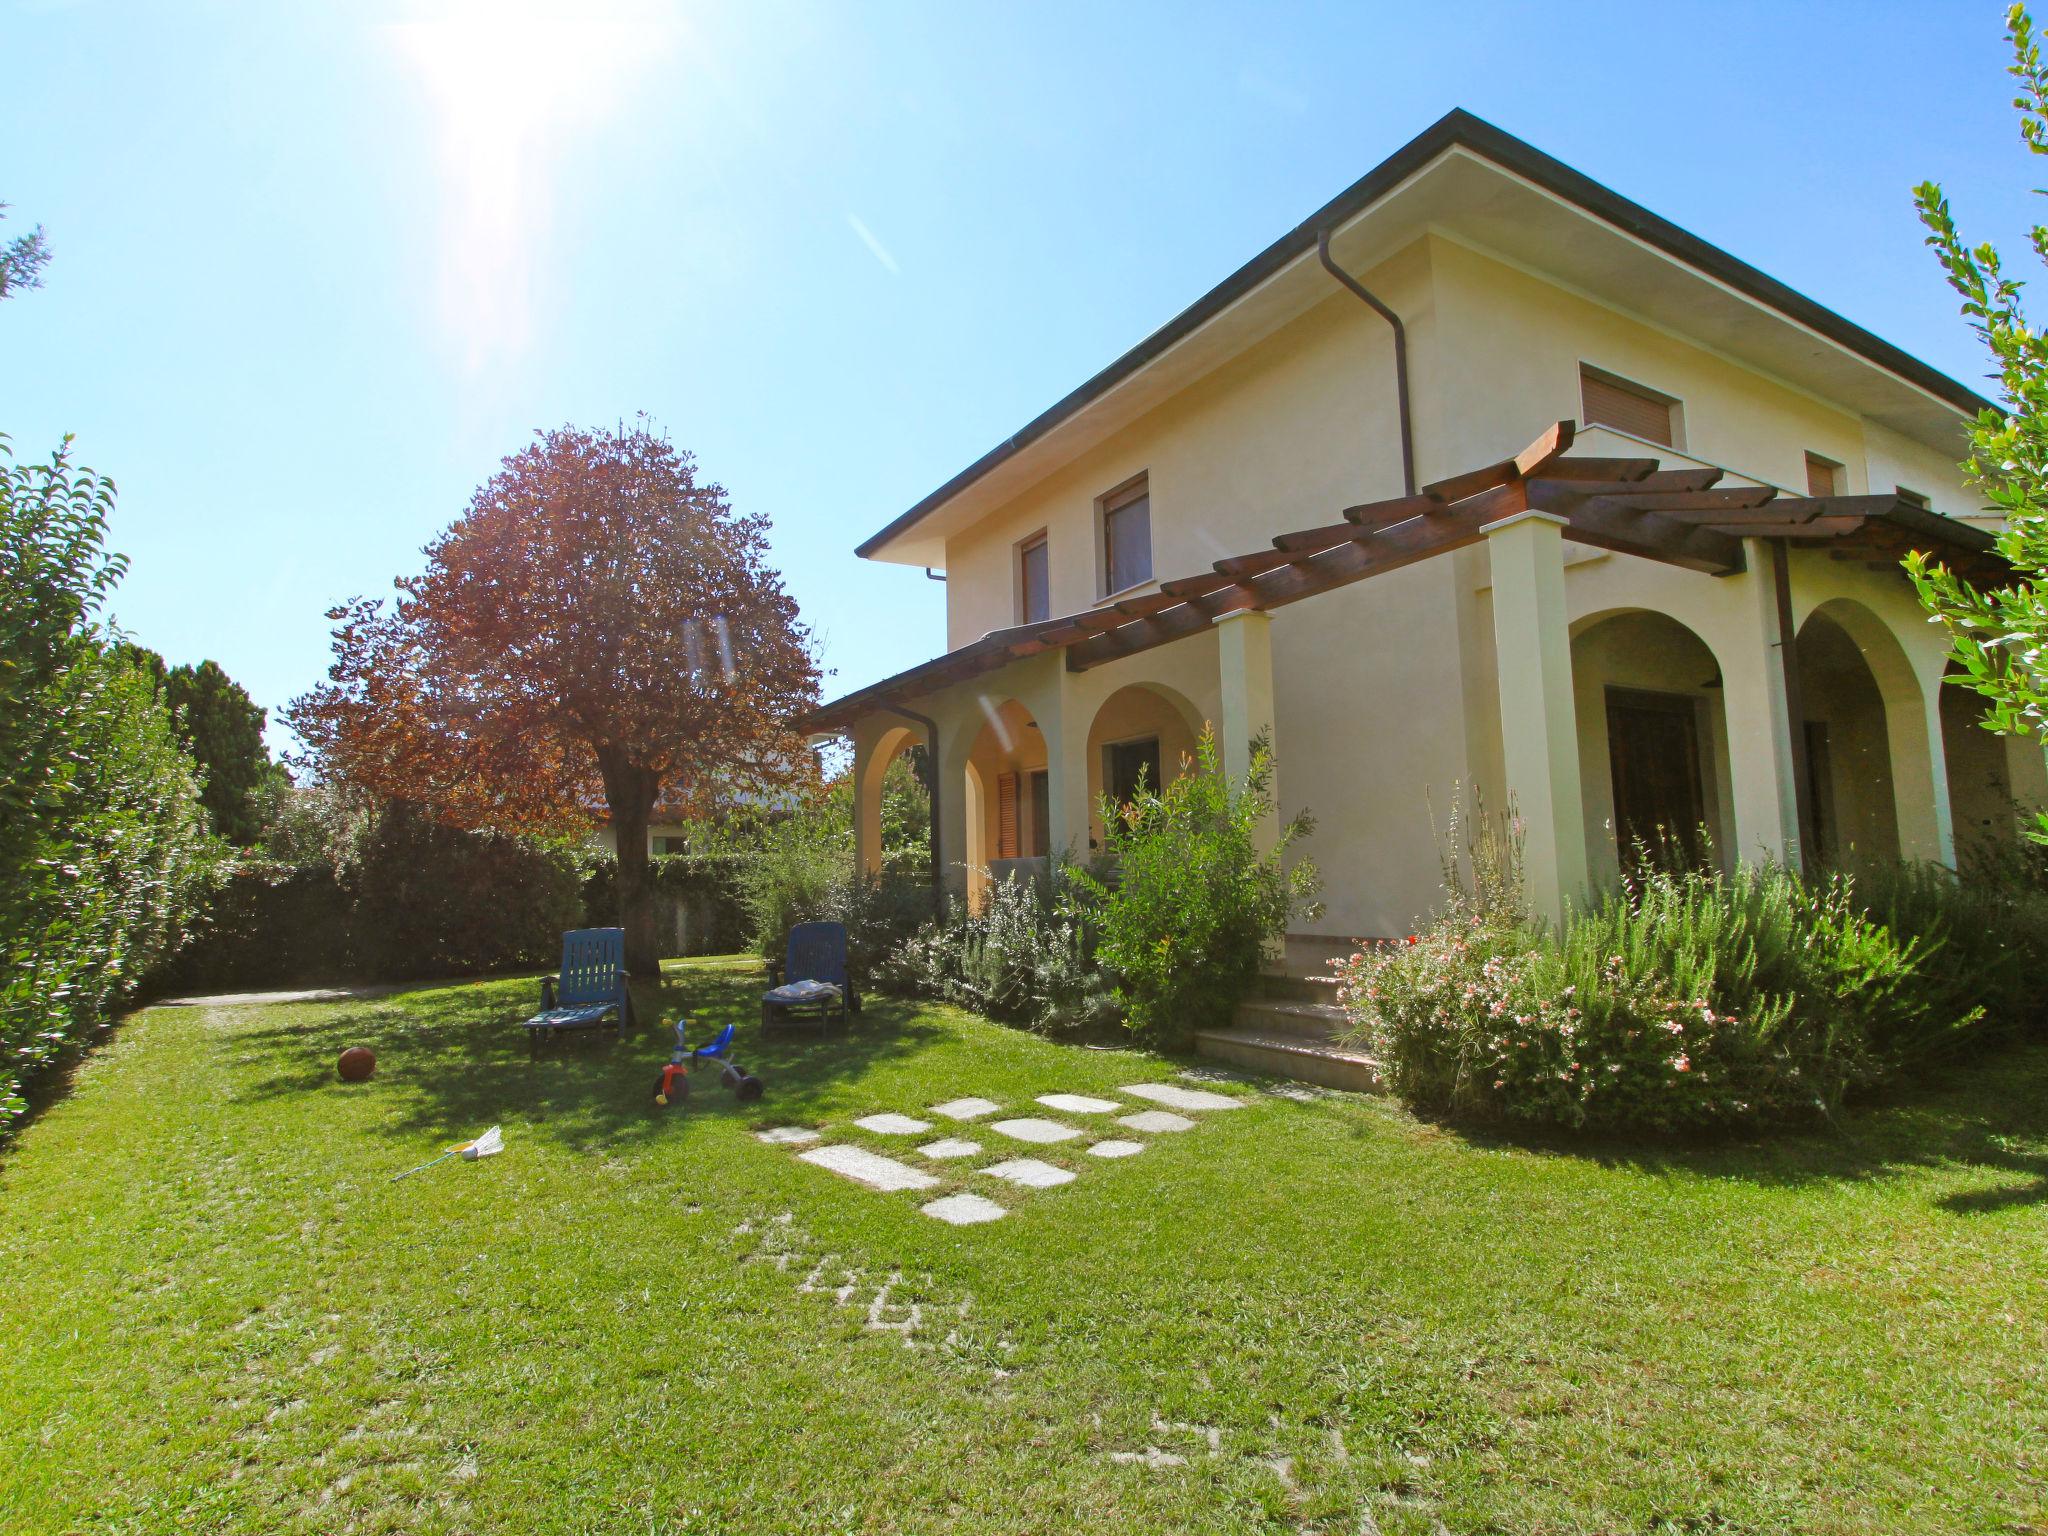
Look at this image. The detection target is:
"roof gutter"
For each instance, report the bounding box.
[1317,227,1416,497]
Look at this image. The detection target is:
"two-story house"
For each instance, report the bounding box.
[803,110,2037,1014]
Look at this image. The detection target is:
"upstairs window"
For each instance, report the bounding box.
[1018,533,1050,624]
[1580,365,1678,448]
[1805,453,1841,498]
[1101,476,1152,595]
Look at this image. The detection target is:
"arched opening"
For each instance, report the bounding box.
[1941,669,2022,861]
[854,723,931,881]
[962,695,1047,911]
[1793,599,1935,866]
[1571,609,1734,882]
[1084,682,1204,853]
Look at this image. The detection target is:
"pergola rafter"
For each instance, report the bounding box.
[798,421,2004,733]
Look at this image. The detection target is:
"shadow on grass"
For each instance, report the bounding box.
[231,960,948,1156]
[1413,1041,2048,1210]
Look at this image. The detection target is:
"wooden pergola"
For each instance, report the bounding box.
[803,421,2002,733]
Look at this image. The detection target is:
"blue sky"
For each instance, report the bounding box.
[1,0,2035,750]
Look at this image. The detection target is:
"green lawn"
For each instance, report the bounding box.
[4,958,2045,1535]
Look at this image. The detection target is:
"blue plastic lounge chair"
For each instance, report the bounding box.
[762,921,858,1029]
[526,928,636,1053]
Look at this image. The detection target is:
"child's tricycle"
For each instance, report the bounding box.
[653,1015,764,1107]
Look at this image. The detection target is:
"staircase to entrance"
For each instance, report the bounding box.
[1194,935,1380,1093]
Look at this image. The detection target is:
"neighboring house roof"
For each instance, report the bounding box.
[805,421,2002,733]
[857,108,1993,567]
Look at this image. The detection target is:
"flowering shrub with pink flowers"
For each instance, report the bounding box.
[1336,794,1931,1135]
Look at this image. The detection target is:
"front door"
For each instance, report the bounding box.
[1605,687,1706,867]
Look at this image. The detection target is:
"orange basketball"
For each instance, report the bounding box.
[337,1046,376,1083]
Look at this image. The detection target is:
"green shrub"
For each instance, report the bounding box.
[1068,726,1320,1048]
[579,851,750,956]
[347,802,584,978]
[1,436,218,1128]
[738,808,848,960]
[1337,794,1938,1135]
[158,793,583,991]
[884,867,1118,1036]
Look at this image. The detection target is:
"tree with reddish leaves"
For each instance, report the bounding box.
[289,423,819,972]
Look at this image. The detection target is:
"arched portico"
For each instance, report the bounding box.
[852,722,920,878]
[1570,608,1734,882]
[957,695,1048,910]
[1083,681,1204,850]
[1793,597,1946,865]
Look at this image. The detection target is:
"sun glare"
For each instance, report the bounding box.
[385,0,677,370]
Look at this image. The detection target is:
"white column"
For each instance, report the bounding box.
[853,741,883,876]
[1908,687,1958,868]
[1483,511,1587,928]
[1216,608,1277,784]
[1719,548,1801,867]
[1041,685,1094,863]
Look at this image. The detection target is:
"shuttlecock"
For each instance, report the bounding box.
[461,1126,503,1160]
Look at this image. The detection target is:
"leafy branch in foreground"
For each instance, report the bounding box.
[1909,4,2048,836]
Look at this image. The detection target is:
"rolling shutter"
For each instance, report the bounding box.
[997,772,1020,859]
[1805,454,1839,497]
[1580,368,1674,446]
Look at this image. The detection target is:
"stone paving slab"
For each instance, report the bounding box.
[988,1117,1085,1145]
[1119,1082,1246,1112]
[929,1097,1002,1121]
[798,1144,941,1192]
[981,1158,1077,1189]
[1117,1110,1196,1133]
[853,1113,932,1135]
[1086,1139,1146,1158]
[756,1126,822,1146]
[921,1193,1008,1225]
[1036,1093,1122,1114]
[919,1138,982,1160]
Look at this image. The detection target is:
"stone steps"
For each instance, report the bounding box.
[1192,1026,1380,1093]
[1233,997,1349,1039]
[1253,970,1342,1005]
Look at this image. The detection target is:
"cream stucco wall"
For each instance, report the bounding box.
[851,228,2024,941]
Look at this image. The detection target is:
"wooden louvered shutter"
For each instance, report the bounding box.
[1580,368,1674,447]
[997,773,1020,859]
[1804,454,1838,497]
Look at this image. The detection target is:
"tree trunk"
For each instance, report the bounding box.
[600,756,662,976]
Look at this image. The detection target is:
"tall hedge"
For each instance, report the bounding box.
[1,436,216,1128]
[158,800,587,992]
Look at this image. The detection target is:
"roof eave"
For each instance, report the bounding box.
[856,108,1994,564]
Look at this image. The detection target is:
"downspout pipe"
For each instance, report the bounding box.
[878,702,945,912]
[1317,227,1416,497]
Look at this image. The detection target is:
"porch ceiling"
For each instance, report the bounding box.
[798,420,2004,735]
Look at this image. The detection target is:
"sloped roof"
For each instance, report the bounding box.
[857,109,1992,565]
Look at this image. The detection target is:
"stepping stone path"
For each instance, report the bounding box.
[1087,1139,1146,1158]
[1118,1110,1196,1133]
[988,1117,1085,1145]
[799,1144,940,1192]
[921,1193,1007,1226]
[854,1113,932,1135]
[772,1081,1254,1221]
[1119,1082,1246,1112]
[930,1097,1002,1121]
[981,1158,1076,1189]
[1036,1093,1121,1114]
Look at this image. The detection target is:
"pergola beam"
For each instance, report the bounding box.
[799,424,2006,731]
